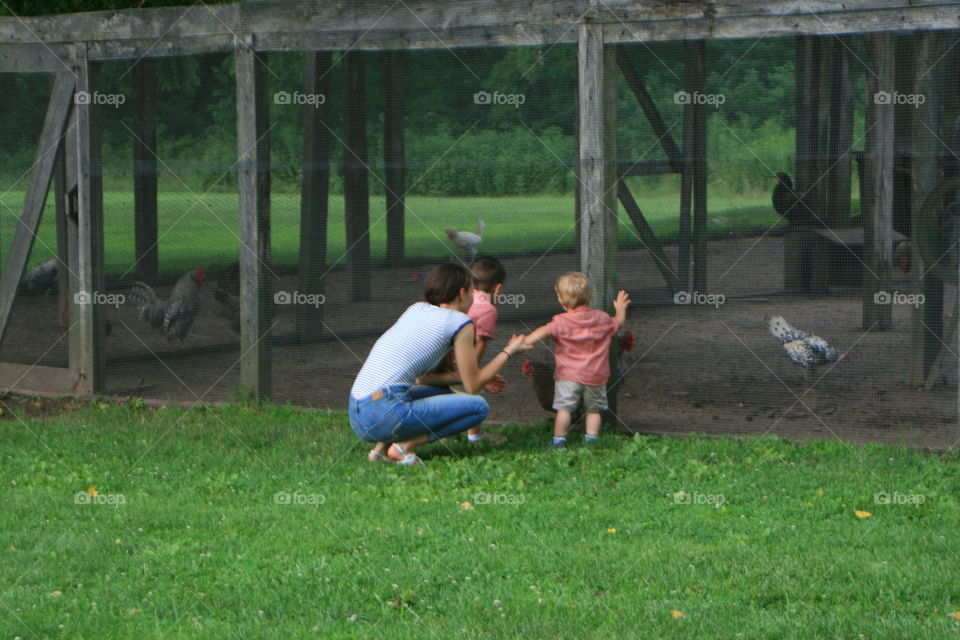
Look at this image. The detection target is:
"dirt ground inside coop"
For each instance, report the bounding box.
[4,234,959,450]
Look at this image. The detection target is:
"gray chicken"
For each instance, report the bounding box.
[130,268,205,342]
[21,258,58,295]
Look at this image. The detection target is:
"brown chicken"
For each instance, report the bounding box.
[522,331,636,413]
[521,359,556,413]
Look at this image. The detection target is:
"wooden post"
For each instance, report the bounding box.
[342,51,371,302]
[574,62,581,262]
[788,36,821,293]
[690,40,708,293]
[810,37,834,294]
[235,38,272,398]
[74,46,106,394]
[384,50,405,265]
[826,37,854,229]
[908,31,943,384]
[297,51,331,344]
[577,23,619,422]
[0,71,74,348]
[578,23,618,306]
[862,33,895,331]
[678,43,697,291]
[132,58,158,282]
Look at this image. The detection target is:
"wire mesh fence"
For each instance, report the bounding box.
[0,30,957,448]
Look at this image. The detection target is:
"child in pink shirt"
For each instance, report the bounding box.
[523,272,630,447]
[431,257,508,444]
[463,257,508,444]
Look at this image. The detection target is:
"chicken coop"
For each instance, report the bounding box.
[0,1,958,449]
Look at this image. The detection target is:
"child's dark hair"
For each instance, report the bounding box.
[423,263,473,305]
[470,256,506,293]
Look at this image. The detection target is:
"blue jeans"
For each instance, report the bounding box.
[348,385,489,444]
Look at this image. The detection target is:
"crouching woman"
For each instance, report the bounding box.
[348,263,530,465]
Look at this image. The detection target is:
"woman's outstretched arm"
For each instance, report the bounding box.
[454,325,531,394]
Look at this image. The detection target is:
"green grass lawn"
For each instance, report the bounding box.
[0,189,791,279]
[2,399,958,638]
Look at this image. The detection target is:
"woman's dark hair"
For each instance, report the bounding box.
[423,263,473,305]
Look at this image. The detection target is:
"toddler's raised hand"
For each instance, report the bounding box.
[614,290,631,312]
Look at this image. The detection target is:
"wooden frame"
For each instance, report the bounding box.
[0,0,951,402]
[0,2,957,73]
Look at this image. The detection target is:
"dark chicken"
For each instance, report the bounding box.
[131,268,205,342]
[773,172,816,226]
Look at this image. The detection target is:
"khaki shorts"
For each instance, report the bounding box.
[553,378,608,413]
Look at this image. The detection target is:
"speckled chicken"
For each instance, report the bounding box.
[768,315,846,379]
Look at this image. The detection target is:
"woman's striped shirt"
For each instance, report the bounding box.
[350,302,472,399]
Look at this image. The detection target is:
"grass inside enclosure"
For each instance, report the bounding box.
[0,190,820,279]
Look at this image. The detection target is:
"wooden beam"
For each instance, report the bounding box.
[690,40,708,293]
[615,46,682,172]
[678,43,696,291]
[0,43,67,73]
[74,45,106,394]
[296,51,332,344]
[54,122,69,332]
[0,71,74,354]
[65,105,81,372]
[0,2,957,64]
[384,50,406,265]
[235,38,273,398]
[342,51,371,302]
[133,58,158,282]
[617,181,679,293]
[909,31,943,385]
[0,362,80,395]
[862,32,895,331]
